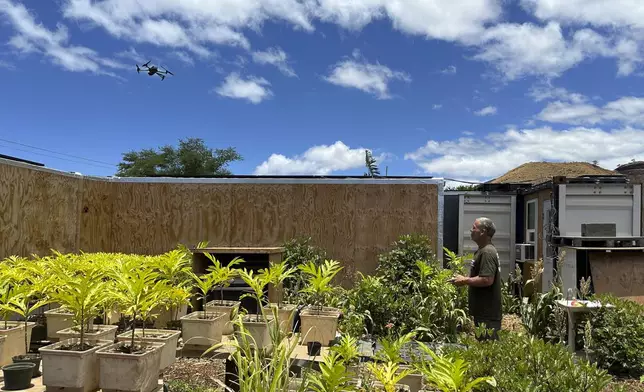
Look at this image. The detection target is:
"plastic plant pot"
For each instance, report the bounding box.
[2,362,36,390]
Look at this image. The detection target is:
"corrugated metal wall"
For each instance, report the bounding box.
[455,193,517,280]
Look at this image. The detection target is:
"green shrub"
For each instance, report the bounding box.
[375,233,436,287]
[446,332,613,392]
[587,294,644,378]
[281,237,327,304]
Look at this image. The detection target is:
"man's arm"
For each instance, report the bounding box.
[451,251,497,287]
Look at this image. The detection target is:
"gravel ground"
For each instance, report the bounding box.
[163,357,226,390]
[604,378,644,392]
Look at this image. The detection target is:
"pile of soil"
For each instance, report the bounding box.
[162,357,225,389]
[109,344,155,355]
[57,342,99,352]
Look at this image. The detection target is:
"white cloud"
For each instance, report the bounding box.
[474,106,497,116]
[528,81,587,104]
[61,0,310,54]
[324,51,410,99]
[0,0,127,78]
[521,0,644,29]
[214,72,273,104]
[433,104,443,110]
[537,96,644,126]
[252,47,297,77]
[171,51,194,66]
[0,60,15,70]
[405,126,644,180]
[310,0,501,43]
[440,65,457,74]
[255,141,387,175]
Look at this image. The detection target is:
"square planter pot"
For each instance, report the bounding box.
[299,307,340,346]
[0,321,35,366]
[57,325,118,343]
[237,315,276,351]
[39,338,113,392]
[263,303,296,336]
[97,341,164,392]
[205,300,240,335]
[152,304,188,329]
[116,329,180,371]
[44,308,74,342]
[180,311,226,349]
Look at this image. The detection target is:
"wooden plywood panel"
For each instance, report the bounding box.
[229,184,294,247]
[291,185,319,242]
[590,251,644,297]
[79,178,114,252]
[0,163,81,258]
[112,182,232,254]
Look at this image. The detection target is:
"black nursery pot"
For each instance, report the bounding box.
[2,362,36,390]
[307,341,322,356]
[12,354,41,377]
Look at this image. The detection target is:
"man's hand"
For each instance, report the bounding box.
[450,274,470,287]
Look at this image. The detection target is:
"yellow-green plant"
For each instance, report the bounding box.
[307,351,357,392]
[330,335,361,366]
[204,312,306,392]
[412,343,496,392]
[189,270,223,318]
[205,254,244,306]
[364,362,413,392]
[49,260,112,348]
[238,269,271,323]
[1,287,51,356]
[299,259,343,315]
[109,260,165,350]
[261,261,297,309]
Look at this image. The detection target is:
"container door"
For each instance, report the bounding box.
[458,194,516,281]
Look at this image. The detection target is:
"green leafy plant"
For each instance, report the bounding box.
[261,260,297,309]
[364,362,413,392]
[237,269,271,323]
[586,294,644,378]
[108,259,166,351]
[299,260,343,315]
[49,258,112,348]
[189,270,223,318]
[307,351,357,392]
[413,343,496,392]
[205,254,244,306]
[375,234,436,287]
[1,286,51,356]
[281,237,327,304]
[447,331,613,391]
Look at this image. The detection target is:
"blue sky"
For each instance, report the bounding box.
[2,0,644,184]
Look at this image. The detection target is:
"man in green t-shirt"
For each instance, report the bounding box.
[450,217,502,340]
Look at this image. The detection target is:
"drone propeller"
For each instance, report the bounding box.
[136,65,140,73]
[159,65,174,75]
[142,60,151,67]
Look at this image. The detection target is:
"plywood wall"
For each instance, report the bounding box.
[0,160,440,284]
[0,163,82,257]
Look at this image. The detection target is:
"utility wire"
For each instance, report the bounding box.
[0,142,116,170]
[0,137,118,167]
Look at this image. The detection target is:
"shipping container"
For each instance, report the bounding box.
[456,193,517,280]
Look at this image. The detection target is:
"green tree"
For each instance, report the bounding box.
[116,137,242,177]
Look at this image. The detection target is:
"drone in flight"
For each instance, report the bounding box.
[136,61,174,80]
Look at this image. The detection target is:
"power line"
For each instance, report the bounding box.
[0,137,118,167]
[0,143,116,170]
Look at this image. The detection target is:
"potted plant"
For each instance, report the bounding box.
[261,260,298,336]
[2,287,52,377]
[150,249,192,329]
[204,254,244,335]
[116,284,181,372]
[180,270,227,350]
[96,260,165,392]
[38,262,114,392]
[298,260,343,346]
[0,280,35,368]
[236,269,276,351]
